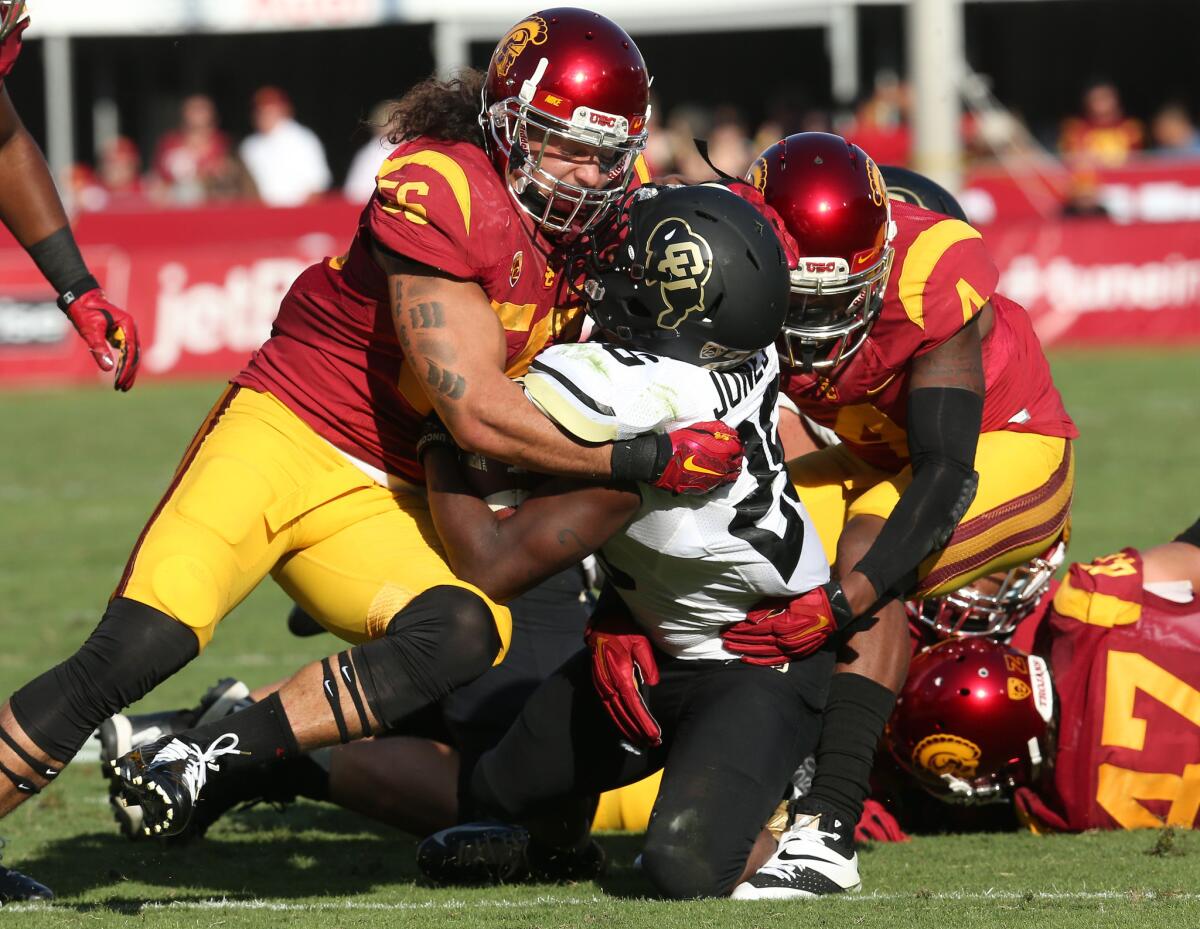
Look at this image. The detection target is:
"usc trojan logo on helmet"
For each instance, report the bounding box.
[866,156,886,207]
[644,217,713,330]
[748,156,769,194]
[494,16,548,77]
[912,733,981,778]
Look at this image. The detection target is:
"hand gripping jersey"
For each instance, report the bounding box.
[524,342,829,660]
[1009,549,1200,832]
[235,138,643,483]
[780,201,1077,472]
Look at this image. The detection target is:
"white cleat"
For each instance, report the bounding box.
[732,806,861,899]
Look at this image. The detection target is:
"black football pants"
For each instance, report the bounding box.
[470,644,833,899]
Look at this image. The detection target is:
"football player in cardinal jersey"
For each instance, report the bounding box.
[0,9,745,888]
[868,515,1200,838]
[100,185,825,896]
[728,135,1077,899]
[0,4,139,390]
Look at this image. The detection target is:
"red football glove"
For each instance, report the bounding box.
[0,18,29,80]
[63,288,141,391]
[653,420,743,495]
[585,611,662,748]
[720,585,839,666]
[854,798,909,843]
[722,179,800,270]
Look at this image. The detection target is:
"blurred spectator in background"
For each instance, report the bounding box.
[1059,168,1110,220]
[152,94,254,204]
[1058,80,1143,167]
[239,86,331,206]
[1149,101,1200,158]
[843,70,911,167]
[704,107,755,178]
[96,136,148,209]
[342,100,392,204]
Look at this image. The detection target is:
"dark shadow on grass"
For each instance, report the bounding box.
[11,802,426,904]
[593,833,657,899]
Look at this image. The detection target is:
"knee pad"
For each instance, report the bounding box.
[9,597,199,761]
[352,585,501,730]
[641,814,726,899]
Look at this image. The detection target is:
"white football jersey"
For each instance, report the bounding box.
[524,342,829,660]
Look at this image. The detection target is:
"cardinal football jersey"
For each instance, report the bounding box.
[524,342,829,660]
[236,137,640,483]
[1011,549,1200,832]
[780,201,1076,472]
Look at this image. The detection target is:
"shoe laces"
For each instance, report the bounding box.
[151,734,242,801]
[755,814,845,881]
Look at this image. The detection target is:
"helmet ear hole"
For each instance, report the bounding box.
[626,295,654,319]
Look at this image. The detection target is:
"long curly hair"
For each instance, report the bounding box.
[383,69,487,147]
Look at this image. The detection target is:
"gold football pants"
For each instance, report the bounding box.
[789,432,1074,598]
[115,386,511,654]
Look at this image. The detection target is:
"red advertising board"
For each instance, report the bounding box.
[0,194,1196,388]
[0,199,361,387]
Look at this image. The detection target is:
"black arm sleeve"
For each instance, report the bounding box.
[852,386,984,598]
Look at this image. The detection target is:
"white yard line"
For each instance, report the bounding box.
[5,890,1200,913]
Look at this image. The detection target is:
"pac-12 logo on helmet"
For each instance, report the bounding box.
[644,217,713,330]
[494,15,548,77]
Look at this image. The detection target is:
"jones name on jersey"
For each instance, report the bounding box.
[524,342,829,660]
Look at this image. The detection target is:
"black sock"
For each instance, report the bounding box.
[803,672,897,827]
[179,691,300,776]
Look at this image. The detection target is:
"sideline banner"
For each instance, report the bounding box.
[0,200,360,387]
[0,199,1196,387]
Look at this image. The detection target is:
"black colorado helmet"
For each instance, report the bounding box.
[583,183,791,370]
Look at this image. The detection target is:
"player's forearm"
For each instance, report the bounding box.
[445,379,613,479]
[0,122,71,248]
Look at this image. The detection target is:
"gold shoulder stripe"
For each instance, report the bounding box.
[1052,576,1141,628]
[897,219,982,330]
[376,151,472,237]
[633,154,651,184]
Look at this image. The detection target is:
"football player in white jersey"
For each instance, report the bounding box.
[415,183,844,898]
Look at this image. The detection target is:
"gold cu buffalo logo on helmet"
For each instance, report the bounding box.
[748,156,768,194]
[494,16,549,77]
[644,217,713,330]
[912,733,981,778]
[866,156,886,207]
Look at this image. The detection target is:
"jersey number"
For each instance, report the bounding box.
[729,381,806,581]
[1095,650,1200,828]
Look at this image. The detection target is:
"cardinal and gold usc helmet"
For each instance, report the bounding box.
[481,8,650,235]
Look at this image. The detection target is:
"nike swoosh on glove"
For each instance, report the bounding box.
[720,585,839,666]
[652,420,743,495]
[63,288,141,391]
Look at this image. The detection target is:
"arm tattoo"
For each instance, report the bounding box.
[557,527,590,556]
[425,361,466,400]
[409,302,445,330]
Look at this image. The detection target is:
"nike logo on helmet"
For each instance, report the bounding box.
[682,455,720,476]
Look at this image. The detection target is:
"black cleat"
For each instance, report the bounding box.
[417,822,604,886]
[99,679,250,840]
[112,734,244,839]
[0,865,53,904]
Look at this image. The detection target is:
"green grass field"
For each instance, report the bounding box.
[0,348,1198,926]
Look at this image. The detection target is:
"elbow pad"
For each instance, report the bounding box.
[853,387,983,598]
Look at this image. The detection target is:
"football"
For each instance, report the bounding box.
[461,453,547,518]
